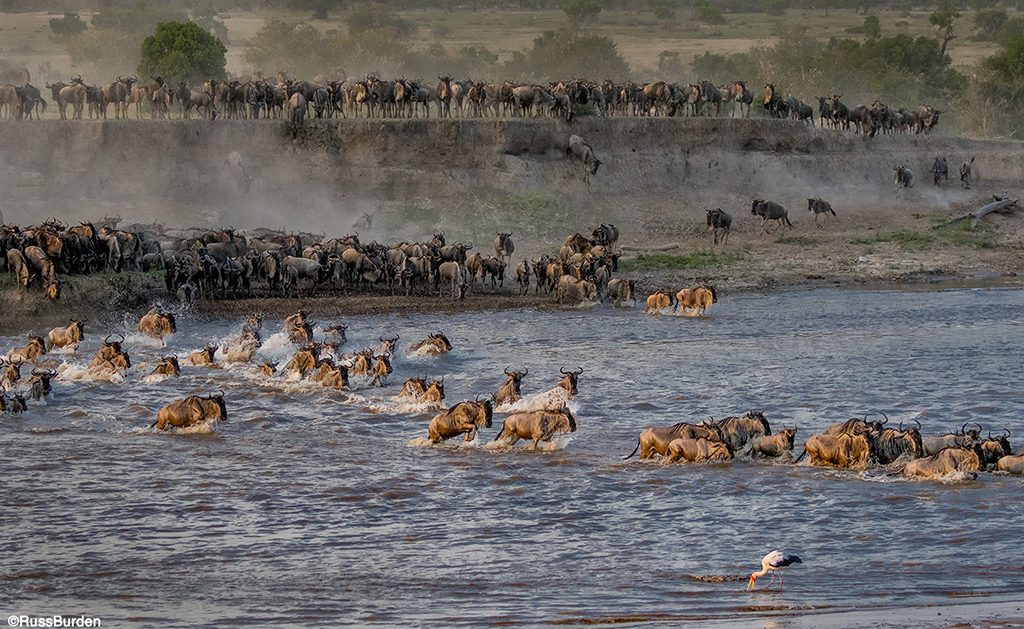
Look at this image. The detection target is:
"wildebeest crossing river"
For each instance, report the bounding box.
[2,286,1023,626]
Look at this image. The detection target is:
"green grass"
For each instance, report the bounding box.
[619,250,739,272]
[850,224,995,250]
[849,230,936,249]
[775,235,817,246]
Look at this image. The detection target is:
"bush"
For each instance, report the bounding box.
[346,8,416,38]
[65,30,144,76]
[49,12,87,38]
[138,21,226,84]
[91,1,187,33]
[863,15,881,39]
[765,0,786,17]
[563,0,603,29]
[504,30,630,81]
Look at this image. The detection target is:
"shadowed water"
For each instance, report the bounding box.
[2,287,1023,627]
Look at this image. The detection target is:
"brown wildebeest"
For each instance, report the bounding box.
[664,437,733,463]
[284,310,314,345]
[400,376,428,398]
[750,428,799,459]
[148,355,181,378]
[555,276,597,306]
[494,367,528,406]
[184,345,219,367]
[557,367,583,398]
[285,343,320,379]
[89,334,129,369]
[623,421,724,460]
[606,278,636,307]
[138,307,177,343]
[7,335,47,363]
[995,453,1024,474]
[151,392,227,431]
[369,353,392,387]
[7,249,30,289]
[311,359,349,390]
[427,399,493,443]
[257,361,278,378]
[644,290,676,314]
[493,232,515,263]
[714,410,770,453]
[797,433,872,469]
[675,286,717,316]
[566,135,602,185]
[491,406,577,449]
[902,447,980,480]
[408,332,452,356]
[1,357,23,388]
[47,319,85,351]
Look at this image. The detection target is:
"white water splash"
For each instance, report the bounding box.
[58,363,125,384]
[256,332,299,364]
[497,388,578,413]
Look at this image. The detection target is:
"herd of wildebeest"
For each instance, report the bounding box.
[1,303,1021,482]
[3,216,723,314]
[1,71,941,136]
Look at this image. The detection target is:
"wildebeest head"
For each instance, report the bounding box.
[431,231,446,248]
[559,366,583,396]
[204,391,227,421]
[477,397,494,428]
[957,422,983,441]
[29,368,57,400]
[429,332,453,351]
[504,366,528,390]
[751,198,765,215]
[426,378,445,401]
[779,427,798,450]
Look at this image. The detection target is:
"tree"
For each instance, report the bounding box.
[929,1,960,57]
[49,12,87,38]
[694,0,726,24]
[971,35,1024,136]
[563,0,602,29]
[765,0,786,17]
[138,21,226,84]
[91,1,187,33]
[863,15,881,39]
[649,0,677,22]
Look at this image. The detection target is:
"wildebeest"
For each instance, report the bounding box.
[902,447,980,480]
[893,165,913,197]
[151,392,227,431]
[148,355,181,378]
[515,259,531,295]
[960,157,974,189]
[591,224,619,251]
[644,290,676,314]
[184,345,219,367]
[750,427,798,459]
[89,334,130,370]
[369,353,392,386]
[675,286,717,316]
[0,357,23,388]
[435,261,468,299]
[706,208,732,245]
[751,198,792,233]
[27,368,56,401]
[494,367,528,406]
[605,278,636,307]
[557,366,583,399]
[824,415,888,440]
[807,198,836,228]
[930,157,948,186]
[427,399,493,443]
[408,332,452,356]
[47,319,85,351]
[7,248,29,289]
[284,310,314,345]
[976,430,1012,469]
[311,359,349,390]
[285,343,320,379]
[623,421,724,460]
[664,437,733,463]
[138,307,177,344]
[257,361,278,378]
[491,406,577,449]
[566,134,602,184]
[798,433,872,468]
[924,422,981,455]
[7,335,47,363]
[493,232,514,264]
[995,453,1024,475]
[872,420,925,465]
[555,276,597,306]
[715,410,771,453]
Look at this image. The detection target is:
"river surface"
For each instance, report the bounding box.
[2,287,1023,627]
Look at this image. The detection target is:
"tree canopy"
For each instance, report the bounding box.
[138,21,227,84]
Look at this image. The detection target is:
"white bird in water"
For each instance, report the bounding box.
[747,550,802,591]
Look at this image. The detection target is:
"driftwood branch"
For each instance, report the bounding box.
[620,243,679,252]
[935,197,1020,229]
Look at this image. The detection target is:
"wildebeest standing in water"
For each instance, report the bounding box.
[566,135,602,185]
[751,198,792,233]
[893,165,913,198]
[806,198,836,228]
[138,307,177,344]
[151,392,227,431]
[491,406,577,450]
[706,208,732,244]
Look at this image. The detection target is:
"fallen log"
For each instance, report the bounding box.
[620,243,679,252]
[935,196,1019,229]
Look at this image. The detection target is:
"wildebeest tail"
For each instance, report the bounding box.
[149,420,158,429]
[784,214,793,227]
[794,448,807,463]
[623,438,641,460]
[829,207,836,216]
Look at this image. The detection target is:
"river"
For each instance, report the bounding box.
[2,286,1023,627]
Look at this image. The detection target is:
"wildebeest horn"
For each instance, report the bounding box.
[504,366,512,375]
[104,334,114,343]
[560,366,569,374]
[379,335,386,342]
[899,421,904,431]
[911,418,921,430]
[1003,428,1011,437]
[521,367,528,377]
[959,421,969,435]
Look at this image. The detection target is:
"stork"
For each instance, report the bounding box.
[747,550,802,591]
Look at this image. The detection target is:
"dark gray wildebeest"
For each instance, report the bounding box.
[806,198,836,228]
[893,165,913,198]
[591,223,619,250]
[960,157,975,189]
[288,89,307,131]
[281,255,328,297]
[706,208,732,244]
[493,232,514,263]
[930,156,948,186]
[567,135,602,185]
[751,199,792,233]
[829,95,850,130]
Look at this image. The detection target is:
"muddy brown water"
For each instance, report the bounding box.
[1,287,1023,627]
